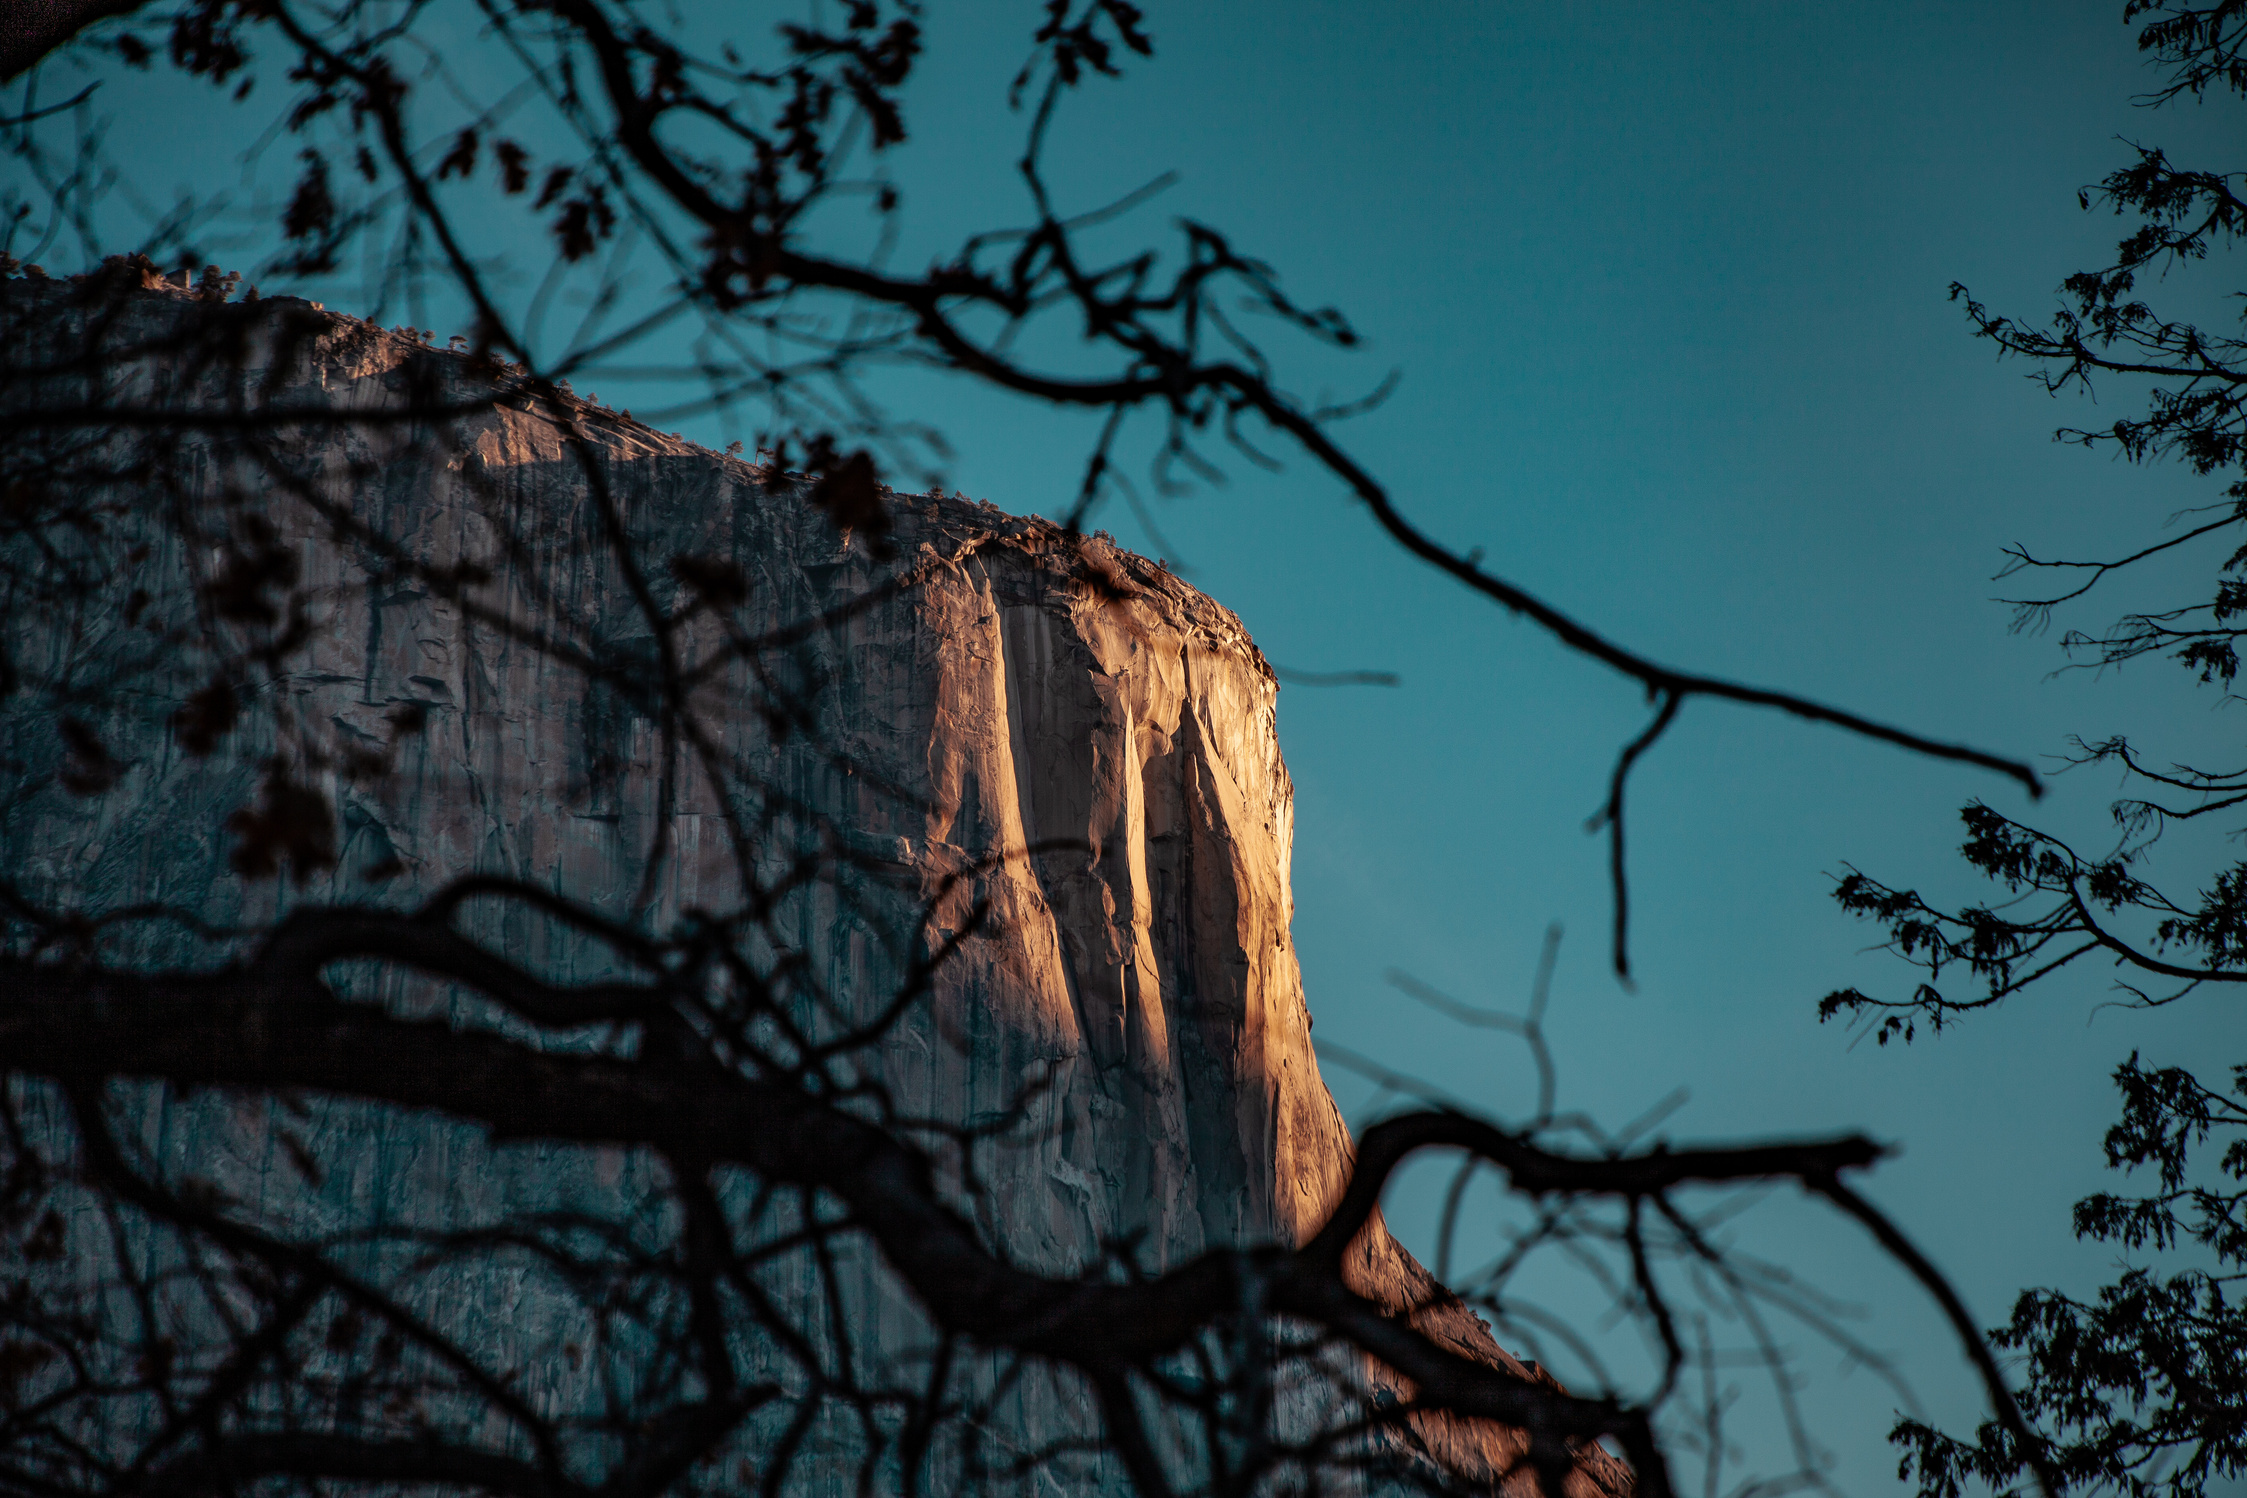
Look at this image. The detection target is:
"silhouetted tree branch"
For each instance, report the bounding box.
[1828,7,2246,1497]
[0,7,2073,1498]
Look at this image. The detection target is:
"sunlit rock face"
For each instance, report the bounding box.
[1,276,1618,1498]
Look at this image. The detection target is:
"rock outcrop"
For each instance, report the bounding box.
[0,272,1623,1498]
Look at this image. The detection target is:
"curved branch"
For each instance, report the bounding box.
[2063,878,2247,986]
[254,904,666,1025]
[1586,691,1681,979]
[1814,1177,2058,1498]
[0,949,1927,1498]
[0,0,147,82]
[1994,514,2240,609]
[529,0,2042,809]
[1301,1110,1887,1274]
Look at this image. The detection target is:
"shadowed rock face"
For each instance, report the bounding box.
[0,276,1623,1498]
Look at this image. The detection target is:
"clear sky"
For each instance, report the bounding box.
[17,3,2242,1493]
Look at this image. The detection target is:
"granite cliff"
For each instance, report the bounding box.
[0,271,1625,1498]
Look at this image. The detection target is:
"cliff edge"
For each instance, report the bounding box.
[0,269,1627,1498]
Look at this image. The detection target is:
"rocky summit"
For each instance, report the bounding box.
[0,270,1626,1498]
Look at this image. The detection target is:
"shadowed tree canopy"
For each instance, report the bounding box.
[1820,4,2246,1497]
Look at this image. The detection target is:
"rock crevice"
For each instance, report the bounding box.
[0,274,1623,1498]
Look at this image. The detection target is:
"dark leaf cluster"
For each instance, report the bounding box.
[1834,8,2247,1497]
[0,5,2087,1498]
[1888,1058,2246,1498]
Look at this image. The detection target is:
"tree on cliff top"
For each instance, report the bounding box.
[0,6,2065,1498]
[1822,4,2246,1497]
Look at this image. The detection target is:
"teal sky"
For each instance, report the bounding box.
[873,5,2242,1489]
[16,3,2244,1493]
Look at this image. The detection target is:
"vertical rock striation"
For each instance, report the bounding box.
[0,273,1622,1498]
